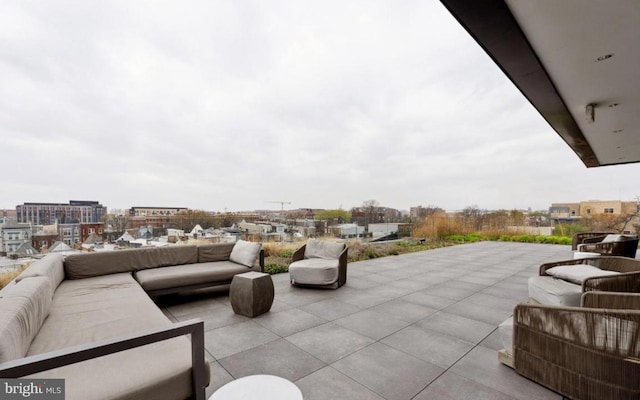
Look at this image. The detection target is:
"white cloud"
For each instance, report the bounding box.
[1,0,637,213]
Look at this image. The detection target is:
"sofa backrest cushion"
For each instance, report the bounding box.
[15,253,65,295]
[65,245,198,279]
[229,240,262,267]
[304,238,345,260]
[0,277,52,363]
[198,243,236,263]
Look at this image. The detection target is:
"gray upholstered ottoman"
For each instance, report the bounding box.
[229,272,274,317]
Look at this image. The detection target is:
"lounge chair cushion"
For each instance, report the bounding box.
[528,276,582,306]
[229,240,262,267]
[0,277,52,363]
[545,264,619,284]
[498,316,514,355]
[304,239,345,259]
[289,258,340,286]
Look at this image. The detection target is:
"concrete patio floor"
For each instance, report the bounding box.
[158,241,574,400]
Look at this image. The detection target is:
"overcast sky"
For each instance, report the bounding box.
[1,1,638,213]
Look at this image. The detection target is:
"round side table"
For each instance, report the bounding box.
[209,374,303,400]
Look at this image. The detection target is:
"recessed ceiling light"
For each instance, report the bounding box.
[596,54,614,61]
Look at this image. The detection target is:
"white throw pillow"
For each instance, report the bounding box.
[601,234,622,243]
[545,265,619,284]
[229,240,262,267]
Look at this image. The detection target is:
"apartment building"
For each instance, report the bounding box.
[550,200,639,233]
[0,220,32,255]
[16,200,107,225]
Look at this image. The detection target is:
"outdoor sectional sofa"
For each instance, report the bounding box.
[0,240,264,400]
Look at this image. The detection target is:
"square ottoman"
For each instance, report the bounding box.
[230,272,274,317]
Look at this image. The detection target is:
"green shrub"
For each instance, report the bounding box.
[264,263,289,275]
[280,249,293,258]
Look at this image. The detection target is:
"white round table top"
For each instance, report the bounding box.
[209,374,303,400]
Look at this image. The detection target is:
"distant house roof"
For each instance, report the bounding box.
[13,242,40,257]
[49,241,74,253]
[117,232,136,242]
[83,232,103,244]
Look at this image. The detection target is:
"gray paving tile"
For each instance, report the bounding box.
[450,346,561,400]
[400,290,458,310]
[368,299,438,323]
[416,311,497,344]
[254,307,327,336]
[204,320,279,359]
[443,300,514,325]
[295,366,385,400]
[219,338,325,382]
[381,325,475,369]
[174,301,248,331]
[205,361,234,398]
[286,322,374,363]
[299,298,362,321]
[334,309,411,340]
[332,342,444,400]
[413,370,517,400]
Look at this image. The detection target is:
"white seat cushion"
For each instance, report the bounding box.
[289,259,339,286]
[527,276,582,306]
[498,317,514,355]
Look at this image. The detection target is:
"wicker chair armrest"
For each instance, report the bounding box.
[581,292,640,309]
[581,234,609,244]
[583,271,640,293]
[578,242,614,254]
[0,319,207,400]
[513,303,640,399]
[292,244,306,262]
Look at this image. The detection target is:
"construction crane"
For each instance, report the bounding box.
[265,201,291,210]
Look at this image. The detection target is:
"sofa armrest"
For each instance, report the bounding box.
[292,244,306,262]
[0,319,207,400]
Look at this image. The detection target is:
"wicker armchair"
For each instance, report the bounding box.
[571,232,616,250]
[538,256,640,293]
[510,292,640,400]
[572,233,639,258]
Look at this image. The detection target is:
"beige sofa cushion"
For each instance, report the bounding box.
[198,242,235,262]
[16,253,65,296]
[229,240,262,267]
[304,238,345,260]
[0,277,52,363]
[28,273,205,400]
[65,245,198,279]
[135,261,258,292]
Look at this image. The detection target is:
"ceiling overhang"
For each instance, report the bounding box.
[440,0,640,167]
